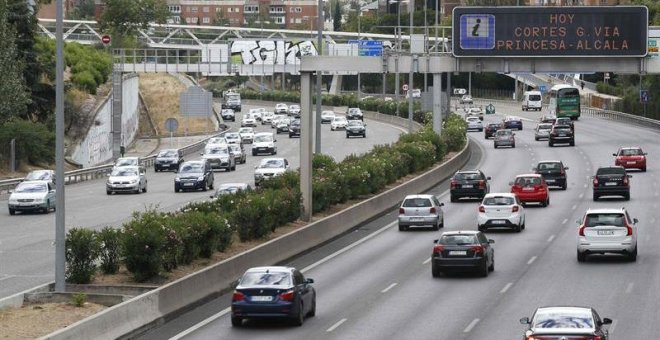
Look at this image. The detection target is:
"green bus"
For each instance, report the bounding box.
[548,84,581,120]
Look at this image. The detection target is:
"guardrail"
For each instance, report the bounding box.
[582,107,660,130]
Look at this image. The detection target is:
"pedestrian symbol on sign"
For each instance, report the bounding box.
[640,90,649,104]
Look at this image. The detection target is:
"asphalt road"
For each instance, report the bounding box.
[0,102,404,299]
[151,100,660,340]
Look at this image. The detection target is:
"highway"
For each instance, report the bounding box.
[143,100,660,339]
[0,103,403,299]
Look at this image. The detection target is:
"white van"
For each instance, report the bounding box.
[522,91,543,111]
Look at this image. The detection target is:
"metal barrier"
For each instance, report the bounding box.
[582,107,660,130]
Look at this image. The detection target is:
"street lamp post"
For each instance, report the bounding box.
[315,1,323,154]
[357,10,361,101]
[408,0,413,132]
[395,0,401,116]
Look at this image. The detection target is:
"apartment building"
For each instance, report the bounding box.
[525,0,631,5]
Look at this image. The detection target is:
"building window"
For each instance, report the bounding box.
[186,7,190,12]
[296,18,301,24]
[270,6,284,14]
[295,7,302,13]
[290,18,294,23]
[203,6,209,13]
[273,16,285,24]
[169,5,181,13]
[216,7,221,13]
[202,17,210,23]
[185,17,192,23]
[173,16,181,24]
[244,5,259,13]
[191,6,198,13]
[191,17,198,24]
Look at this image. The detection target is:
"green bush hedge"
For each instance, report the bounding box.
[66,228,101,284]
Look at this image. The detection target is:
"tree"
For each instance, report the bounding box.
[0,0,31,125]
[214,9,229,26]
[69,0,97,20]
[99,0,170,38]
[332,0,341,32]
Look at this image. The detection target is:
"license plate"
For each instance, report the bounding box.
[597,230,615,236]
[251,296,273,302]
[410,217,424,221]
[449,250,467,256]
[559,134,566,137]
[605,182,617,186]
[183,183,195,187]
[523,187,534,191]
[546,179,555,183]
[462,185,473,188]
[627,161,636,165]
[492,220,506,224]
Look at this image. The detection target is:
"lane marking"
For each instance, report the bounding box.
[326,318,348,332]
[561,219,568,225]
[610,319,618,334]
[625,282,634,294]
[500,282,513,294]
[527,256,537,265]
[463,318,480,333]
[583,184,588,188]
[0,275,16,282]
[381,283,398,293]
[578,193,584,199]
[571,204,577,210]
[169,307,231,340]
[547,235,555,242]
[423,257,432,264]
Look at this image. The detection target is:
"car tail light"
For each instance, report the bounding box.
[399,208,404,214]
[450,180,457,189]
[579,224,586,236]
[232,291,245,302]
[432,245,444,254]
[279,290,295,301]
[479,205,485,213]
[593,336,603,340]
[623,176,629,186]
[593,177,599,186]
[470,245,484,254]
[511,185,521,192]
[512,205,519,213]
[478,180,486,189]
[430,207,437,214]
[626,223,633,236]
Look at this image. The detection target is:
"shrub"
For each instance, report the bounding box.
[442,114,468,152]
[121,209,167,282]
[70,293,87,307]
[71,70,97,94]
[98,227,121,275]
[0,119,55,166]
[65,228,101,284]
[395,141,437,174]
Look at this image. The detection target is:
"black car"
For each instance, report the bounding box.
[592,166,630,201]
[345,120,366,138]
[346,107,364,121]
[174,160,214,192]
[154,149,183,172]
[231,266,316,327]
[534,160,568,190]
[450,170,490,202]
[520,306,612,340]
[289,119,301,138]
[548,124,575,147]
[431,231,494,277]
[483,123,501,139]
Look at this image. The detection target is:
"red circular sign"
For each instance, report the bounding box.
[101,35,111,45]
[402,84,409,91]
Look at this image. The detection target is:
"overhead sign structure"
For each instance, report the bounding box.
[452,6,648,57]
[348,40,384,57]
[179,86,213,117]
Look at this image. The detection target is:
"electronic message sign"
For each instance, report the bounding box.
[452,6,648,57]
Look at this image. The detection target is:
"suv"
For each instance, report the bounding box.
[154,149,183,172]
[252,132,277,156]
[576,208,638,261]
[554,117,574,130]
[592,166,631,201]
[289,119,301,138]
[613,146,647,172]
[254,158,289,186]
[431,231,494,278]
[201,144,235,172]
[222,91,241,112]
[398,194,444,231]
[478,193,526,232]
[175,160,214,192]
[346,107,363,121]
[484,123,501,139]
[533,160,568,190]
[493,129,515,149]
[548,124,575,147]
[449,170,491,202]
[220,109,235,122]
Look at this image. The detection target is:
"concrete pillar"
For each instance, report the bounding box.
[111,69,123,160]
[446,73,452,116]
[300,72,313,222]
[329,74,342,95]
[433,73,442,136]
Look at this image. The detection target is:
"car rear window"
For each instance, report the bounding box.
[483,196,514,205]
[533,311,594,329]
[240,272,292,286]
[537,124,553,130]
[439,235,477,245]
[515,177,541,186]
[596,167,625,175]
[455,173,481,180]
[403,198,432,207]
[585,213,625,228]
[620,149,642,156]
[496,130,511,136]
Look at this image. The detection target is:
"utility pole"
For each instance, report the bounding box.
[55,0,66,292]
[395,1,401,116]
[408,0,413,132]
[315,0,323,153]
[357,11,361,100]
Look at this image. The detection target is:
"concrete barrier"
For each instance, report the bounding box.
[40,140,470,340]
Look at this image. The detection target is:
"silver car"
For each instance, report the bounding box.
[202,145,236,171]
[228,143,246,164]
[493,129,515,148]
[106,166,147,195]
[465,117,483,131]
[398,194,445,231]
[577,207,638,262]
[8,180,56,215]
[534,123,553,141]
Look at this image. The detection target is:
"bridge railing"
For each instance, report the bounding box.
[582,107,660,130]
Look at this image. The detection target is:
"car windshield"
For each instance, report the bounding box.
[111,168,138,176]
[240,271,291,286]
[158,150,177,157]
[455,172,481,180]
[402,198,432,207]
[538,163,561,171]
[483,196,514,205]
[179,163,203,173]
[515,177,541,186]
[208,148,229,155]
[323,111,334,116]
[487,124,500,128]
[228,145,241,152]
[348,108,360,114]
[597,168,625,176]
[239,128,253,134]
[537,124,553,130]
[529,94,542,101]
[259,159,285,168]
[290,105,300,110]
[226,133,239,139]
[440,235,477,245]
[15,182,48,193]
[226,94,239,100]
[347,121,363,126]
[533,311,594,329]
[25,171,51,180]
[115,159,137,166]
[217,186,240,195]
[254,135,272,143]
[467,117,480,122]
[334,117,346,122]
[554,127,572,133]
[585,213,625,227]
[208,138,225,144]
[496,130,512,136]
[620,148,642,156]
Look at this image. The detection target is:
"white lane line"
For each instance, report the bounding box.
[527,256,538,265]
[170,307,231,340]
[381,283,398,293]
[561,219,568,225]
[610,319,618,334]
[578,193,584,199]
[0,275,16,282]
[500,282,513,294]
[423,257,432,264]
[326,318,348,332]
[571,204,577,210]
[547,235,556,242]
[625,282,634,294]
[583,184,588,188]
[463,318,480,333]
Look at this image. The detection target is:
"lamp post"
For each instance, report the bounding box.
[357,9,361,101]
[407,0,413,132]
[315,0,323,154]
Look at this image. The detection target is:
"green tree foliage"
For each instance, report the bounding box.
[214,9,230,26]
[333,0,342,31]
[99,0,170,43]
[68,0,97,20]
[0,119,55,165]
[0,0,30,125]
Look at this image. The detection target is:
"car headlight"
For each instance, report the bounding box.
[197,176,205,181]
[33,198,44,203]
[255,173,263,178]
[175,178,181,182]
[8,199,18,204]
[129,179,138,184]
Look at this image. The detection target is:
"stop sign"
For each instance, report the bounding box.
[101,35,111,46]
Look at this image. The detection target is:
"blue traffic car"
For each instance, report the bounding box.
[503,116,523,130]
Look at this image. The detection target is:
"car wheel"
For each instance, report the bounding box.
[431,264,441,278]
[624,193,630,201]
[512,143,516,148]
[202,181,208,192]
[232,163,236,171]
[479,260,489,277]
[346,134,349,138]
[450,195,457,203]
[155,167,159,172]
[106,190,112,195]
[488,255,494,272]
[593,194,599,201]
[308,298,316,317]
[513,223,521,233]
[561,183,567,190]
[577,250,587,262]
[439,218,444,229]
[363,133,366,138]
[231,316,243,327]
[641,167,647,172]
[432,220,439,231]
[478,225,486,232]
[541,198,548,207]
[134,187,140,194]
[549,141,554,147]
[494,144,498,149]
[9,208,15,215]
[252,150,257,156]
[534,137,539,141]
[293,302,304,326]
[398,224,406,232]
[629,247,638,261]
[570,140,575,146]
[521,218,526,230]
[43,201,50,214]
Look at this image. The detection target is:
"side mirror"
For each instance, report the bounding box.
[628,175,633,178]
[438,203,445,207]
[254,166,258,169]
[8,190,13,194]
[612,153,617,156]
[531,167,537,172]
[602,318,612,325]
[488,239,495,244]
[508,181,514,186]
[564,166,569,170]
[576,219,581,224]
[486,176,491,180]
[633,218,639,224]
[433,239,439,244]
[519,317,530,325]
[305,278,314,284]
[209,195,214,199]
[200,153,203,156]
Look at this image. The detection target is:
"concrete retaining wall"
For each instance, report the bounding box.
[40,141,470,340]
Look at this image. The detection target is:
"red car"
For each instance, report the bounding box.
[614,147,647,172]
[510,174,549,207]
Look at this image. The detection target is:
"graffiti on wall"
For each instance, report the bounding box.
[230,40,317,65]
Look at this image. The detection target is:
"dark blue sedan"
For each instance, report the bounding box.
[503,116,523,130]
[231,266,316,327]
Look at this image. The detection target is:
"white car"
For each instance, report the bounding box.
[202,144,235,171]
[106,166,147,195]
[224,132,241,144]
[206,136,228,147]
[248,108,265,121]
[288,104,301,117]
[254,158,289,186]
[252,132,277,156]
[23,170,56,184]
[271,114,287,128]
[331,116,348,131]
[8,180,56,215]
[465,117,483,131]
[113,157,140,170]
[261,111,275,125]
[227,143,246,164]
[477,193,526,232]
[241,115,257,127]
[275,103,288,114]
[460,95,473,104]
[320,110,336,124]
[465,107,484,120]
[220,109,235,122]
[238,127,255,144]
[577,207,638,262]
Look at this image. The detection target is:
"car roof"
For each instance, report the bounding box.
[441,230,479,236]
[19,180,51,185]
[534,306,594,315]
[553,124,572,128]
[515,174,542,178]
[254,132,273,136]
[484,193,516,198]
[218,182,249,188]
[619,146,642,150]
[261,157,285,162]
[537,160,563,164]
[245,266,294,274]
[403,194,435,199]
[585,207,627,214]
[456,170,481,174]
[183,160,204,165]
